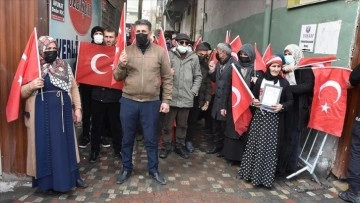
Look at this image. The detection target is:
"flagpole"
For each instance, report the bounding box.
[295,59,340,69]
[33,27,43,101]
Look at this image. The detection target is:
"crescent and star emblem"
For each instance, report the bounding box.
[318,80,341,113]
[232,86,241,107]
[90,54,110,74]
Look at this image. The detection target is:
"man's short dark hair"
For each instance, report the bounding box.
[104,27,118,37]
[134,19,152,31]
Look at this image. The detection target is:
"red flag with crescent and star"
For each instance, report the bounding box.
[6,29,40,122]
[193,36,202,50]
[231,63,254,135]
[76,42,122,90]
[111,2,126,88]
[308,67,351,137]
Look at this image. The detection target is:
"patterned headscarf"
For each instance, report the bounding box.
[38,36,72,92]
[284,44,304,64]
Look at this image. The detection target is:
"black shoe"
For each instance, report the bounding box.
[186,141,195,153]
[339,190,360,203]
[88,151,99,163]
[206,146,223,154]
[78,139,89,149]
[174,146,189,159]
[101,138,111,148]
[159,148,170,159]
[116,170,131,184]
[150,172,167,185]
[76,178,88,188]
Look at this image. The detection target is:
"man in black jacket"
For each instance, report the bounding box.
[88,27,123,163]
[339,64,360,203]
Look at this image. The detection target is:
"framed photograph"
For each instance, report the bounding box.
[260,84,283,113]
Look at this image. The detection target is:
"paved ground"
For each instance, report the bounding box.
[0,123,349,202]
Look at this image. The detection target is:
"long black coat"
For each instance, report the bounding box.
[209,56,235,121]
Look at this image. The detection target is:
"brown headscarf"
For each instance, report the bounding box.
[38,36,72,92]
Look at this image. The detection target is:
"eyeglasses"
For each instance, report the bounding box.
[177,40,189,46]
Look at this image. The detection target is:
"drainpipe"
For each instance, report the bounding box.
[262,0,273,52]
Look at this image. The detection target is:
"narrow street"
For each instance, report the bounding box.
[0,122,347,202]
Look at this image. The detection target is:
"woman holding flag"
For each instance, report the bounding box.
[21,36,87,192]
[238,55,293,188]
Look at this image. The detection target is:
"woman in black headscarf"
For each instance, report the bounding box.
[238,55,293,188]
[222,43,256,163]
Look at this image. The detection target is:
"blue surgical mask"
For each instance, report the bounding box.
[284,55,295,65]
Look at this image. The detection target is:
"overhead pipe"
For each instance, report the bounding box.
[262,0,273,52]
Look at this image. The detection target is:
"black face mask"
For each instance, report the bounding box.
[198,55,205,62]
[44,51,57,63]
[215,53,221,61]
[136,33,149,47]
[239,56,251,63]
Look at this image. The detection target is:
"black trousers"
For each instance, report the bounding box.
[347,116,360,193]
[90,100,122,153]
[213,119,226,148]
[186,96,201,143]
[79,85,92,141]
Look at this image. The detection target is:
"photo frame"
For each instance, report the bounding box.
[260,84,283,113]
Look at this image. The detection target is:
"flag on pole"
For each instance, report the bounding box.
[296,55,337,68]
[230,35,242,54]
[193,36,202,50]
[254,43,267,73]
[6,29,40,122]
[111,2,126,88]
[262,44,273,63]
[225,30,232,43]
[308,67,351,137]
[129,24,136,44]
[231,63,254,135]
[156,27,170,62]
[209,49,218,64]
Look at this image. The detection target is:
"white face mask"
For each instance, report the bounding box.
[94,34,104,44]
[177,45,188,54]
[284,55,295,65]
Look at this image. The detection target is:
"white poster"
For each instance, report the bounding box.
[299,24,317,52]
[314,20,342,54]
[49,0,101,65]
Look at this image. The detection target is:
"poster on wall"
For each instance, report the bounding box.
[51,0,65,22]
[49,0,101,65]
[299,24,317,52]
[287,0,330,8]
[314,20,342,54]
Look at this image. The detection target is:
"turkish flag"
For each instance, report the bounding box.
[308,67,351,137]
[254,43,267,73]
[129,24,136,44]
[193,36,202,50]
[230,35,242,61]
[297,55,337,68]
[209,49,218,64]
[111,3,126,88]
[76,42,122,89]
[230,35,242,54]
[225,30,232,43]
[262,44,273,63]
[6,29,40,122]
[231,63,254,135]
[157,27,170,62]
